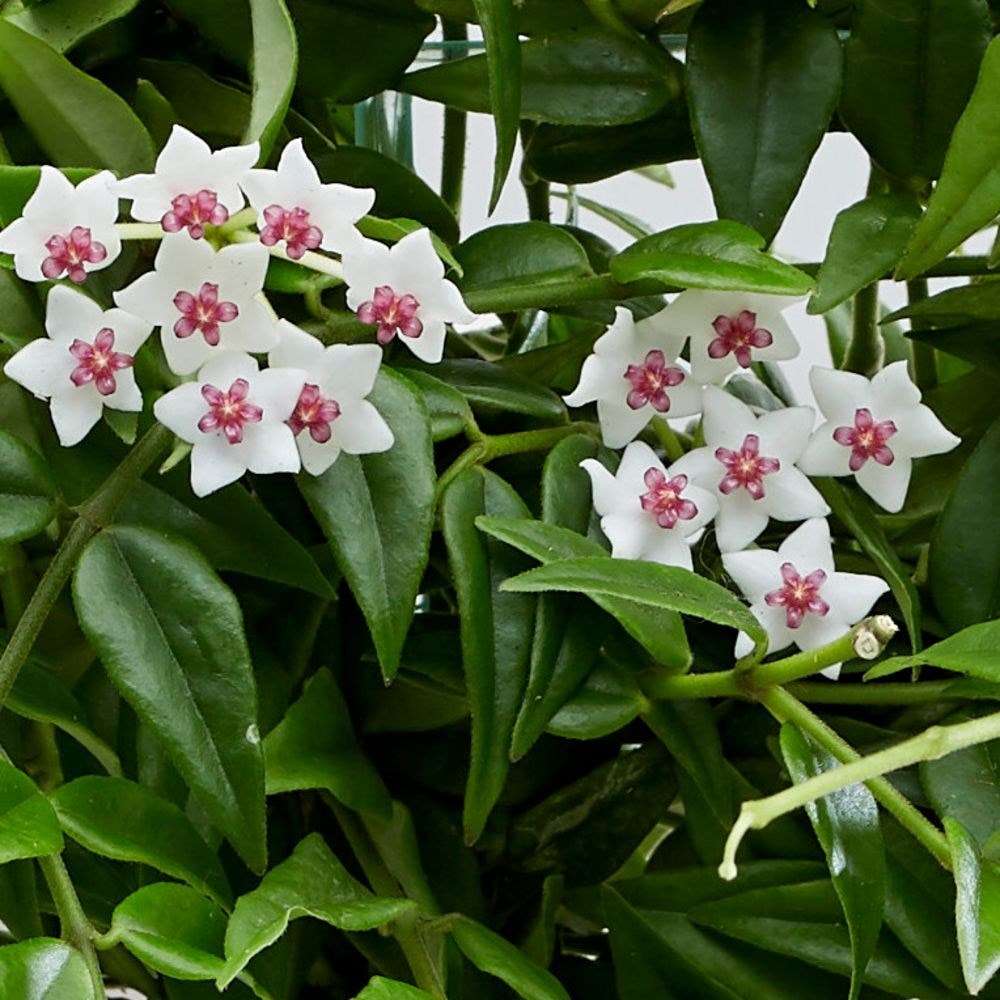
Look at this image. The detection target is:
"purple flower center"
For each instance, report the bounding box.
[197,378,263,445]
[357,285,423,345]
[288,383,341,443]
[173,282,239,346]
[624,350,685,411]
[42,227,107,284]
[68,327,133,396]
[764,562,830,629]
[259,204,322,260]
[161,190,228,239]
[708,310,773,367]
[833,407,897,472]
[715,433,781,500]
[640,468,698,529]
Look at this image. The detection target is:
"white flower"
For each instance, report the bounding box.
[267,321,394,475]
[580,440,718,571]
[343,229,475,364]
[563,305,703,448]
[798,362,960,512]
[153,352,304,497]
[0,167,120,284]
[723,518,889,678]
[671,386,829,553]
[239,138,374,258]
[114,234,277,376]
[4,285,151,446]
[643,290,801,384]
[116,125,259,238]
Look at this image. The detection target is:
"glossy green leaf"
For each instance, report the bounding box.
[5,0,140,52]
[395,368,472,442]
[868,620,1000,680]
[886,280,1000,327]
[162,0,249,64]
[73,526,266,872]
[841,0,990,181]
[353,979,436,1000]
[898,35,1000,278]
[687,0,842,243]
[220,833,416,987]
[809,195,923,314]
[0,759,62,862]
[298,370,434,679]
[610,222,814,295]
[442,469,535,843]
[0,267,43,350]
[0,20,154,174]
[243,0,297,161]
[50,777,231,907]
[0,431,57,544]
[0,939,95,1000]
[780,725,885,1000]
[546,657,649,740]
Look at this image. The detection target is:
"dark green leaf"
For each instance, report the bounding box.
[867,619,1000,680]
[546,656,649,740]
[0,939,96,999]
[5,0,140,52]
[353,979,436,1000]
[395,369,472,442]
[0,759,62,862]
[132,79,178,148]
[244,0,297,161]
[0,166,95,227]
[886,280,1000,326]
[162,0,250,63]
[414,0,596,34]
[0,431,56,544]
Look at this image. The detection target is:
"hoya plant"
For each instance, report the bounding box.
[0,0,999,997]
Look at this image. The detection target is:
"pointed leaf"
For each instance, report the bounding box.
[0,760,62,863]
[353,979,436,1000]
[546,657,649,740]
[243,0,297,161]
[867,620,1000,681]
[0,939,95,1000]
[0,431,56,544]
[6,0,141,52]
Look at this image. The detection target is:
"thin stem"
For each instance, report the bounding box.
[440,20,468,216]
[906,278,937,392]
[651,417,684,461]
[842,281,882,376]
[115,222,164,240]
[786,679,963,705]
[228,229,344,279]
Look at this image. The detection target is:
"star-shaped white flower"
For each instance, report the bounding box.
[798,362,960,512]
[267,321,394,476]
[671,386,829,553]
[4,285,151,446]
[116,126,259,239]
[723,518,889,677]
[239,138,374,259]
[0,167,120,284]
[580,440,718,571]
[643,290,801,384]
[564,305,703,448]
[343,229,475,364]
[154,351,304,497]
[114,234,278,376]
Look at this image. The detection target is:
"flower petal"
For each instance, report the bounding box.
[871,360,921,413]
[714,493,769,553]
[334,399,394,454]
[268,319,327,371]
[323,343,383,398]
[798,421,854,477]
[4,338,75,399]
[809,366,871,423]
[153,382,208,441]
[397,318,447,364]
[761,468,830,522]
[190,434,248,496]
[297,433,342,476]
[44,284,104,343]
[596,396,655,448]
[49,388,103,446]
[722,548,783,606]
[777,517,834,574]
[756,405,815,462]
[855,455,912,512]
[822,571,890,625]
[891,403,961,459]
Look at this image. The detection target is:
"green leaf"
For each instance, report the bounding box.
[298,370,434,679]
[687,0,842,243]
[0,166,95,227]
[263,668,392,818]
[0,759,62,862]
[809,195,923,314]
[73,526,266,872]
[897,35,1000,278]
[449,915,570,1000]
[780,725,885,1000]
[0,431,57,544]
[867,620,1000,680]
[546,656,649,740]
[50,777,231,907]
[353,979,436,1000]
[220,833,416,988]
[840,0,990,181]
[244,0,297,161]
[394,368,472,442]
[0,20,154,174]
[946,817,1000,994]
[886,280,1000,326]
[610,222,814,295]
[5,0,140,52]
[442,469,535,843]
[0,939,96,999]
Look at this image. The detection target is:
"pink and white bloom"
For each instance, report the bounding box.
[723,518,889,677]
[798,362,961,512]
[671,387,829,552]
[564,306,703,448]
[4,285,151,446]
[240,139,374,259]
[344,229,474,363]
[580,440,718,571]
[153,352,304,497]
[0,167,120,284]
[114,234,277,375]
[116,126,259,239]
[643,290,801,384]
[268,321,393,475]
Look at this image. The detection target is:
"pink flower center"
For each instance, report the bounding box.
[833,407,897,472]
[715,433,781,500]
[161,190,228,239]
[41,227,107,284]
[624,350,685,411]
[288,383,341,443]
[68,327,133,396]
[708,310,773,367]
[640,468,698,529]
[764,562,830,629]
[260,205,322,260]
[173,282,239,346]
[357,286,423,345]
[197,378,263,445]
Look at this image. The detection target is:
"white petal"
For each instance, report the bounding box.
[678,480,718,535]
[855,456,912,512]
[195,351,258,389]
[311,185,376,255]
[398,319,447,364]
[823,571,890,625]
[794,613,854,657]
[104,369,143,412]
[239,168,282,217]
[44,284,103,343]
[49,388,103,446]
[722,548,783,605]
[644,532,694,570]
[891,403,961,459]
[596,397,654,448]
[268,319,327,371]
[155,233,218,296]
[277,138,322,193]
[668,446,720,491]
[104,309,154,355]
[74,171,120,227]
[244,422,301,475]
[4,339,74,399]
[594,306,639,358]
[798,422,853,477]
[872,360,921,413]
[737,603,795,658]
[755,405,815,463]
[661,372,703,418]
[809,366,871,422]
[221,299,280,355]
[343,240,392,310]
[778,518,834,574]
[212,242,270,300]
[701,385,757,446]
[579,458,624,516]
[23,166,76,223]
[160,327,218,377]
[563,353,626,408]
[114,271,179,327]
[633,311,687,361]
[249,367,305,421]
[762,468,830,523]
[323,343,383,398]
[390,228,444,291]
[153,382,207,441]
[617,440,663,488]
[714,494,769,553]
[190,435,248,496]
[208,141,260,211]
[335,399,394,454]
[297,432,342,476]
[0,218,49,282]
[601,511,656,560]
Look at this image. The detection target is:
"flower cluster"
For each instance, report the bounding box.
[0,127,475,497]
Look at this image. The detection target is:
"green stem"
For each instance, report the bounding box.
[440,21,468,216]
[228,229,344,279]
[786,679,963,705]
[115,222,164,240]
[906,278,937,392]
[524,177,551,223]
[651,417,684,461]
[842,281,882,376]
